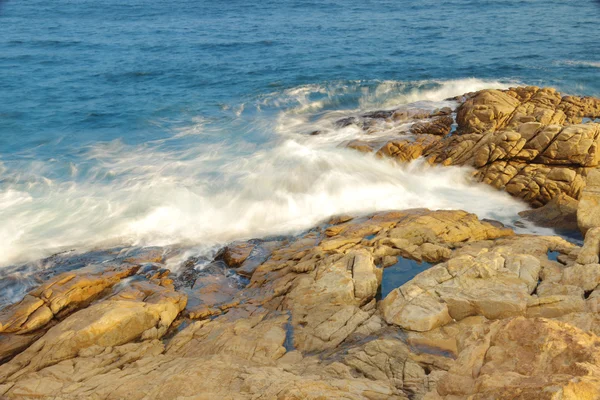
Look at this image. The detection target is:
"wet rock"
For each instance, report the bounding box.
[392,109,431,122]
[0,264,139,335]
[185,271,242,319]
[362,110,395,119]
[409,116,454,136]
[327,214,354,225]
[430,107,453,117]
[220,242,256,268]
[335,116,360,128]
[376,134,442,163]
[0,247,151,308]
[336,107,439,134]
[121,247,165,264]
[236,240,281,278]
[346,139,377,153]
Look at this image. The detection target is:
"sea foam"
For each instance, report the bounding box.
[1,78,539,267]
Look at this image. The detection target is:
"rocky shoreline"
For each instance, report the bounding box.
[2,87,600,399]
[345,86,600,211]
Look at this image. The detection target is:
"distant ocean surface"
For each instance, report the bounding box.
[1,0,600,266]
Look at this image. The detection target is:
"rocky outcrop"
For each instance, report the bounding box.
[3,209,600,399]
[0,264,139,335]
[0,277,186,387]
[578,168,600,235]
[0,264,141,363]
[380,234,575,331]
[518,192,579,231]
[344,86,600,209]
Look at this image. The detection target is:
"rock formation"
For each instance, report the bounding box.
[343,86,600,210]
[2,86,600,399]
[2,207,600,399]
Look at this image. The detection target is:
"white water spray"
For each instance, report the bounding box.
[1,78,536,267]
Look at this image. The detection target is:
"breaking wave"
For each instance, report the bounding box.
[1,78,536,267]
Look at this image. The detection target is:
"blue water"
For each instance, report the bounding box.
[378,257,433,300]
[1,0,599,266]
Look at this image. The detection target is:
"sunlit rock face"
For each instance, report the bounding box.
[344,86,600,210]
[1,206,600,399]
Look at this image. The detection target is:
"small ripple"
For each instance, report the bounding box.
[558,60,600,69]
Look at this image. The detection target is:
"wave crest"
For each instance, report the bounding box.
[0,78,532,267]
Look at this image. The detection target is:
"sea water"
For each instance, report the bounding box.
[1,0,599,267]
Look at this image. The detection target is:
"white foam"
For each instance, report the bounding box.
[272,78,518,145]
[360,78,513,109]
[560,60,600,69]
[266,77,516,114]
[0,78,533,267]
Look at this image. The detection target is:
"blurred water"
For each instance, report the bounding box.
[0,0,598,266]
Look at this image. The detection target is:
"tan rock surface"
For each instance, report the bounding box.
[0,280,186,383]
[345,87,600,209]
[3,209,600,399]
[434,317,600,399]
[519,192,579,231]
[0,264,139,335]
[577,227,600,265]
[578,168,600,235]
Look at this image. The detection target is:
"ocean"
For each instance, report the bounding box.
[1,0,600,267]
